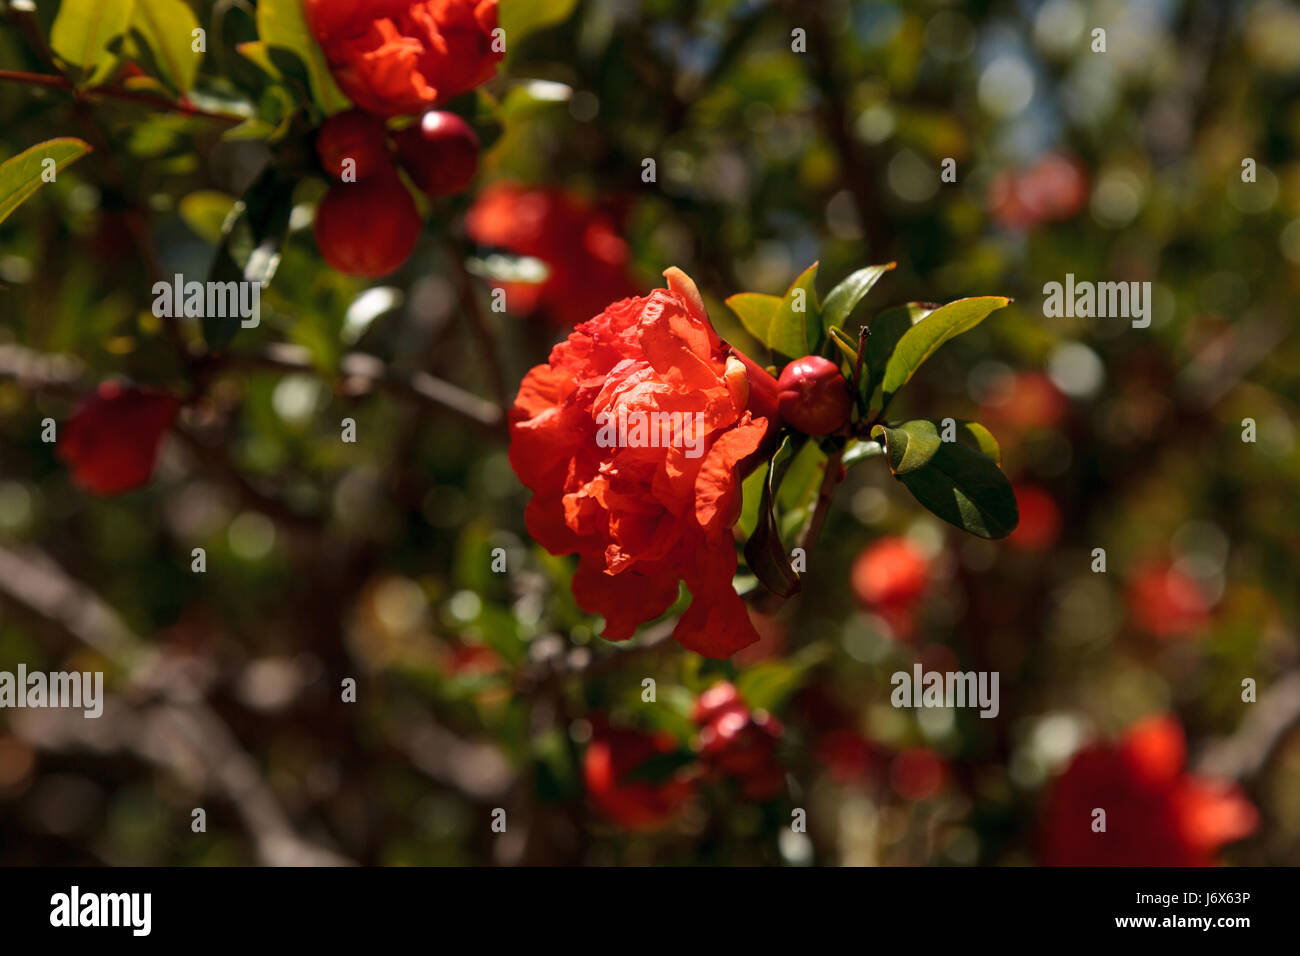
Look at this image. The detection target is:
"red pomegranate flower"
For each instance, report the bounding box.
[59,383,179,495]
[304,0,503,116]
[584,721,693,831]
[509,269,779,658]
[466,182,642,328]
[1007,484,1062,552]
[1041,716,1257,866]
[1127,560,1213,639]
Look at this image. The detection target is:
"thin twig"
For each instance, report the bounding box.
[0,543,351,866]
[0,68,244,126]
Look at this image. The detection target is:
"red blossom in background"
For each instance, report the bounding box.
[304,0,503,116]
[851,536,931,640]
[1041,716,1257,866]
[1007,484,1062,552]
[583,721,693,831]
[978,371,1068,431]
[1127,561,1214,639]
[58,383,179,495]
[508,271,778,658]
[891,748,949,801]
[693,683,786,800]
[989,152,1089,231]
[466,182,643,328]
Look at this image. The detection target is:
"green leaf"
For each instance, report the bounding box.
[821,262,895,338]
[256,0,349,115]
[861,302,933,407]
[872,424,1018,539]
[953,420,1001,464]
[826,325,859,365]
[878,296,1011,407]
[131,0,202,94]
[0,138,93,227]
[178,190,237,244]
[871,420,943,475]
[743,435,804,598]
[735,645,829,712]
[204,166,295,349]
[767,262,821,361]
[724,292,782,346]
[841,439,883,467]
[499,0,578,57]
[50,0,135,87]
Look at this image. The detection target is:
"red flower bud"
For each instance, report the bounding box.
[314,169,422,277]
[315,109,391,181]
[59,383,179,495]
[776,355,851,436]
[394,111,480,197]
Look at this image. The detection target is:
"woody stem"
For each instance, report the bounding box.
[799,449,844,553]
[0,69,245,125]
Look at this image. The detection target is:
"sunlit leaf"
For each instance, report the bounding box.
[0,138,93,227]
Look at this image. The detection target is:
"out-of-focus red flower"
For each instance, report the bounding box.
[1127,561,1213,639]
[443,642,503,676]
[1041,716,1257,865]
[59,383,179,495]
[891,748,948,801]
[989,152,1089,231]
[304,0,502,116]
[466,182,643,328]
[852,537,929,608]
[816,728,874,784]
[851,537,930,639]
[978,371,1068,430]
[508,270,779,658]
[693,683,786,800]
[1008,484,1061,552]
[584,721,693,831]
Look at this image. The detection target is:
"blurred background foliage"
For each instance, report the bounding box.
[1,0,1298,865]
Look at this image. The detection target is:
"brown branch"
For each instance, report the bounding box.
[219,343,506,434]
[0,543,351,865]
[445,238,510,409]
[0,68,244,126]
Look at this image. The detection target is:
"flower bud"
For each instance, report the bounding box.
[314,169,422,277]
[394,111,480,197]
[776,355,851,435]
[315,109,391,181]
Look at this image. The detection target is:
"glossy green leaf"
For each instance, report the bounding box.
[871,420,942,475]
[841,439,883,467]
[0,138,93,227]
[953,420,1001,464]
[767,262,821,361]
[827,325,859,365]
[131,0,202,94]
[257,0,349,114]
[725,292,782,346]
[861,302,934,407]
[879,296,1011,407]
[821,262,895,338]
[873,424,1018,539]
[743,434,804,598]
[50,0,135,87]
